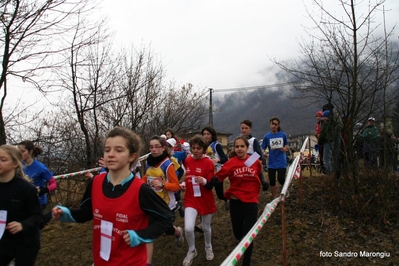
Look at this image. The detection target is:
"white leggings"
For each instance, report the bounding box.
[184,207,213,251]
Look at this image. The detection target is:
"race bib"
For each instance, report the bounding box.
[100,220,113,261]
[270,137,284,150]
[147,176,163,192]
[0,210,6,240]
[192,177,201,197]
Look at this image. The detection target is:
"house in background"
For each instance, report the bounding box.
[188,127,233,154]
[287,132,317,152]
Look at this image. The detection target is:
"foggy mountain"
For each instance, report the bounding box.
[212,89,320,140]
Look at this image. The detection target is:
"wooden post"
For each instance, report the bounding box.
[299,168,303,207]
[308,134,312,178]
[282,200,287,266]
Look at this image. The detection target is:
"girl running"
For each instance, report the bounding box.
[18,140,57,228]
[215,136,263,266]
[142,135,183,266]
[0,145,43,266]
[262,117,289,198]
[52,127,174,266]
[181,135,216,266]
[201,126,228,208]
[240,120,269,193]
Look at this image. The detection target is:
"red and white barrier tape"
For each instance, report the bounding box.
[53,153,150,180]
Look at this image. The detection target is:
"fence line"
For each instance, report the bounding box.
[53,153,150,180]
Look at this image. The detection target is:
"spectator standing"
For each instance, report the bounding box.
[0,145,43,266]
[52,127,174,266]
[318,110,342,174]
[315,110,324,172]
[262,117,289,198]
[379,126,398,172]
[315,111,323,139]
[361,117,379,168]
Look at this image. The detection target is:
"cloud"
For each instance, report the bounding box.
[88,0,399,90]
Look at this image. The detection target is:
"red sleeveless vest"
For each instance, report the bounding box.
[92,173,148,265]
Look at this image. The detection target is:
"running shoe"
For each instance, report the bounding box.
[182,249,197,266]
[205,246,214,260]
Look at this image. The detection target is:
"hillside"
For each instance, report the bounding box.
[213,89,319,139]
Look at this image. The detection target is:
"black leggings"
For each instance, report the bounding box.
[268,168,286,186]
[229,199,258,266]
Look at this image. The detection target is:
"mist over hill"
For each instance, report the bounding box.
[212,89,321,140]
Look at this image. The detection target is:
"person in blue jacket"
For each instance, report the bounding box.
[18,140,57,229]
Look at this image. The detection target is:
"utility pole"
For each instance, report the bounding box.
[208,82,293,127]
[209,88,213,126]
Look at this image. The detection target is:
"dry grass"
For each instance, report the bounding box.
[36,170,399,265]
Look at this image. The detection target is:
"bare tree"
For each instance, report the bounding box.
[10,108,83,173]
[0,0,95,144]
[140,82,208,144]
[55,25,207,167]
[55,15,118,168]
[274,0,399,222]
[278,2,398,113]
[103,46,165,131]
[275,0,399,176]
[157,83,207,133]
[100,47,207,145]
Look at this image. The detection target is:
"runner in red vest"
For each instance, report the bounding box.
[52,127,174,266]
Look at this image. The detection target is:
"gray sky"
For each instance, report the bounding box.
[100,0,399,90]
[7,0,399,109]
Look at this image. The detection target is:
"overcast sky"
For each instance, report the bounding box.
[7,0,399,109]
[100,0,399,91]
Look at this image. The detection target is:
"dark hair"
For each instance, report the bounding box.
[165,128,182,144]
[0,145,24,178]
[188,135,209,153]
[201,126,217,142]
[150,135,172,158]
[269,117,282,132]
[240,119,253,128]
[229,136,249,158]
[18,140,43,157]
[322,103,334,111]
[165,128,176,138]
[106,127,142,166]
